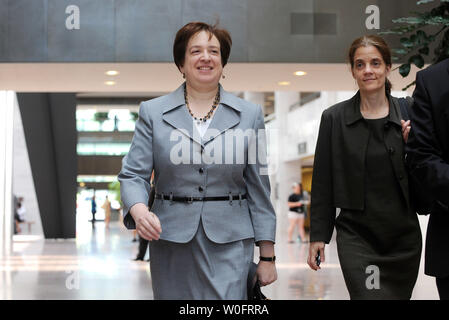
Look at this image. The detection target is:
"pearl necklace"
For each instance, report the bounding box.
[184,84,220,125]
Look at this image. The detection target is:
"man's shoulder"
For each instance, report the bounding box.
[418,58,449,80]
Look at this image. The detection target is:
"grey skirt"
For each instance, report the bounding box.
[149,219,255,300]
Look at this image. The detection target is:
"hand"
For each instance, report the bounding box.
[130,203,162,241]
[401,120,411,143]
[307,241,325,271]
[256,261,277,286]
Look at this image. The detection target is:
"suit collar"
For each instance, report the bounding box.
[162,82,241,147]
[345,91,401,127]
[344,92,363,126]
[162,82,242,114]
[387,95,402,127]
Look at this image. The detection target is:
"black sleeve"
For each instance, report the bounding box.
[406,71,449,211]
[310,111,336,243]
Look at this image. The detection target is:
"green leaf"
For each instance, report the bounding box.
[379,30,405,35]
[416,30,428,42]
[130,112,139,121]
[419,46,430,55]
[400,37,414,48]
[392,17,425,24]
[409,54,425,68]
[424,16,449,25]
[399,63,411,77]
[94,112,109,122]
[417,0,435,4]
[392,48,409,55]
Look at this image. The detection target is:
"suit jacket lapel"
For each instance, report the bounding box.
[202,103,240,146]
[344,92,371,160]
[162,83,242,147]
[162,84,203,147]
[386,96,410,206]
[203,84,241,146]
[345,103,370,205]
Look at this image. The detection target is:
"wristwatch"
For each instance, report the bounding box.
[259,256,276,262]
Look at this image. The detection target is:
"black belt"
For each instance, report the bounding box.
[155,193,247,203]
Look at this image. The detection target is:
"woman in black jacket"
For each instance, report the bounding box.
[307,35,422,299]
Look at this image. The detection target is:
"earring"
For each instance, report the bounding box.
[222,74,226,79]
[183,73,186,79]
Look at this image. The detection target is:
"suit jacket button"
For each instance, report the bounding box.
[199,186,204,192]
[389,147,395,155]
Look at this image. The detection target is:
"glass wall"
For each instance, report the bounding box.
[76,109,137,132]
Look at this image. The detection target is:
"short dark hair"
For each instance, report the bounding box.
[173,21,232,72]
[348,35,393,95]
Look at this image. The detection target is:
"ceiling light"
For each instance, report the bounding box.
[105,70,119,76]
[278,81,290,86]
[105,81,116,86]
[294,71,307,76]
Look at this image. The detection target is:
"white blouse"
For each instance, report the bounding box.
[193,117,212,139]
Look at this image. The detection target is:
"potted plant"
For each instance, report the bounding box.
[94,112,109,130]
[130,112,139,122]
[380,0,449,90]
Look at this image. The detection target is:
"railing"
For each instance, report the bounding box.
[77,143,131,156]
[76,119,136,132]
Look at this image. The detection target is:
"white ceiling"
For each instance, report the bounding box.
[0,63,420,96]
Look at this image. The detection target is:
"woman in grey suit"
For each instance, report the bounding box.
[118,22,277,299]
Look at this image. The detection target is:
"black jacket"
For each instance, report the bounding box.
[310,91,410,243]
[406,58,449,278]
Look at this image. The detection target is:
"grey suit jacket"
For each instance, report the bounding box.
[118,83,276,244]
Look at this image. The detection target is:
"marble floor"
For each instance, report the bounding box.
[0,214,440,300]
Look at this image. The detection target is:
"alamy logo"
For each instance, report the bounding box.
[365,265,380,290]
[65,270,80,290]
[168,128,277,175]
[66,5,80,30]
[365,5,380,30]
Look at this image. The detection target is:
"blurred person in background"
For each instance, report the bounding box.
[287,183,309,244]
[17,197,26,222]
[102,195,112,229]
[91,195,97,226]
